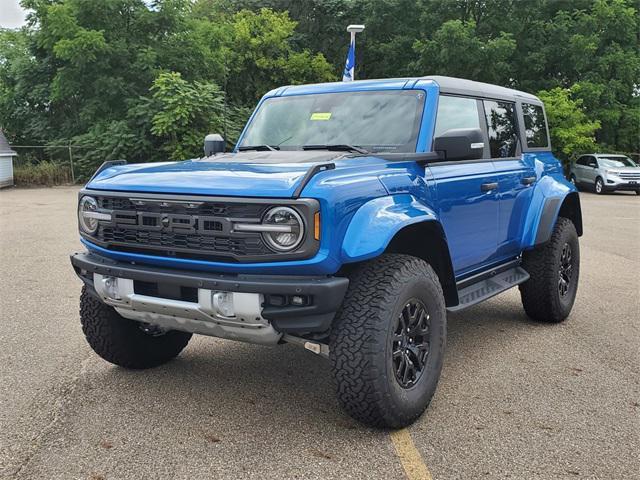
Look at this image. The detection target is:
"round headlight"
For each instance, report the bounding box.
[262,206,304,252]
[78,196,99,234]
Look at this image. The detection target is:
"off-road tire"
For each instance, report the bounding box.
[330,254,446,428]
[520,217,579,323]
[80,286,192,369]
[595,177,605,194]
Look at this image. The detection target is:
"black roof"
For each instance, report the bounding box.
[423,76,541,103]
[0,130,17,155]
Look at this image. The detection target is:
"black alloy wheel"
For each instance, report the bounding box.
[391,299,430,388]
[558,242,573,297]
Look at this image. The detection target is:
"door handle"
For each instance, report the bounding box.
[481,182,498,192]
[521,176,537,186]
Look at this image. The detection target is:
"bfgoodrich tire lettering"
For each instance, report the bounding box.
[330,254,446,428]
[80,286,192,369]
[519,217,580,323]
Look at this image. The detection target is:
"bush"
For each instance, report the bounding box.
[13,162,72,187]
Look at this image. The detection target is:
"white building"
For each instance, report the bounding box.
[0,130,16,188]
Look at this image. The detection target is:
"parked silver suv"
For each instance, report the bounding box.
[569,154,640,195]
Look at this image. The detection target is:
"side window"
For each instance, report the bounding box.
[434,95,480,138]
[522,103,549,148]
[483,100,518,158]
[586,156,597,167]
[576,156,587,166]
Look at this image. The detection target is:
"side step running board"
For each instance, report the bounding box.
[447,266,530,312]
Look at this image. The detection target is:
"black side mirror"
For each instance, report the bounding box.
[433,128,485,161]
[204,133,226,156]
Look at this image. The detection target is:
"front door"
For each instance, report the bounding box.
[428,95,499,276]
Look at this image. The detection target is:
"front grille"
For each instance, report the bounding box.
[98,225,268,258]
[89,194,274,261]
[618,172,640,180]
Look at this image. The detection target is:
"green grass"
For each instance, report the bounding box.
[13,162,73,187]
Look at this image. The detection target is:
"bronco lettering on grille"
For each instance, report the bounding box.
[112,211,231,235]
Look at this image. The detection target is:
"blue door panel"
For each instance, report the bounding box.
[427,161,499,275]
[493,157,536,260]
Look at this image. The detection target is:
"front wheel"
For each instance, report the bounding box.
[595,177,605,194]
[80,286,192,369]
[520,217,580,323]
[330,254,446,428]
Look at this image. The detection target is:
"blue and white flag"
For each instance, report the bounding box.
[342,39,355,82]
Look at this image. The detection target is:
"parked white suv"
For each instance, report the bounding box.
[569,154,640,195]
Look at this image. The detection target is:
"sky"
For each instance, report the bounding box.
[0,0,28,29]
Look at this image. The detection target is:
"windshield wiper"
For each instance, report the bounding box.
[303,144,369,154]
[238,144,279,151]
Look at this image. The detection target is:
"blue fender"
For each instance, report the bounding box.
[521,174,581,249]
[341,194,438,262]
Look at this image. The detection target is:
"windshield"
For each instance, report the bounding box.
[239,90,426,153]
[599,157,637,168]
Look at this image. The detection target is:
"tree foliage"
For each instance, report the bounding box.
[0,0,638,179]
[538,87,600,160]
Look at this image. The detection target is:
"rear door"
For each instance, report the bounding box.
[491,100,537,260]
[428,95,499,276]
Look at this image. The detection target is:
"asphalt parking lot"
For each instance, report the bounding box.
[1,186,638,480]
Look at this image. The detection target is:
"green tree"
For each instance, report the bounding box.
[148,72,226,160]
[1,0,639,179]
[412,20,516,85]
[538,87,600,162]
[225,8,335,104]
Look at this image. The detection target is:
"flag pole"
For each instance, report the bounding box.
[345,24,364,81]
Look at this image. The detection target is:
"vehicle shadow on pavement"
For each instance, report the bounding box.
[84,295,545,432]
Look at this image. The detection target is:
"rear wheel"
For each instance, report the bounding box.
[330,254,446,428]
[80,286,192,369]
[520,217,579,323]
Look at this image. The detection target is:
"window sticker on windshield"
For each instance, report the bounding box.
[310,112,332,121]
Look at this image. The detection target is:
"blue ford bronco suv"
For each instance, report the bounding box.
[71,76,582,428]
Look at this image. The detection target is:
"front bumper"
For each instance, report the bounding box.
[604,177,640,191]
[70,252,349,341]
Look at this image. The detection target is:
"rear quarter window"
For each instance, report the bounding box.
[522,103,549,148]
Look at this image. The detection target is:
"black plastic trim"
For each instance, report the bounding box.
[70,251,349,333]
[456,258,522,290]
[292,162,335,198]
[535,197,562,245]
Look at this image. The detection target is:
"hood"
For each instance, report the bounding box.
[86,151,346,197]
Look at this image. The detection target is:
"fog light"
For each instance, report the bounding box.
[102,276,121,300]
[212,291,234,317]
[290,295,307,306]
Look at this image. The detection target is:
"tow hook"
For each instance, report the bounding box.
[282,334,330,359]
